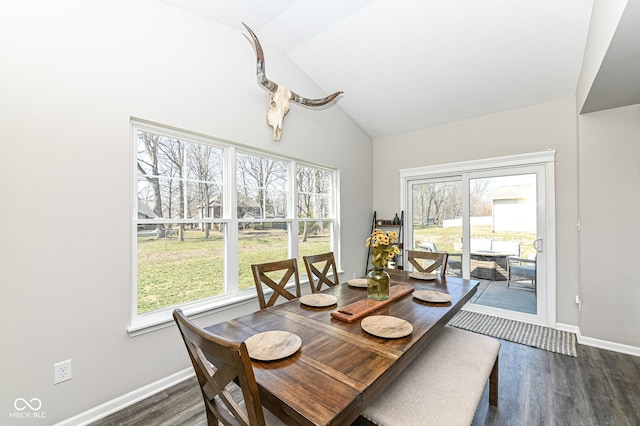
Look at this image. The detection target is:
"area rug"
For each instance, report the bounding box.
[449,310,577,357]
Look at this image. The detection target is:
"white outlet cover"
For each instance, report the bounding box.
[54,360,72,384]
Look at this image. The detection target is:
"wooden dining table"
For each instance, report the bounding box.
[204,269,479,425]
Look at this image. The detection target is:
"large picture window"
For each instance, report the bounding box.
[132,120,338,326]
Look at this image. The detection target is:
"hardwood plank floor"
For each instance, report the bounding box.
[472,340,640,426]
[91,340,640,425]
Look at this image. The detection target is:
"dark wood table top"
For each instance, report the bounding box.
[205,269,478,425]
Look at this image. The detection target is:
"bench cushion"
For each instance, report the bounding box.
[363,326,500,426]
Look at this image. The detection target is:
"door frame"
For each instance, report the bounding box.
[399,151,556,327]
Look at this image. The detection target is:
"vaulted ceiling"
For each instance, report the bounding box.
[581,0,640,114]
[159,1,635,139]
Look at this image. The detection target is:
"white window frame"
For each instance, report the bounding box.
[129,119,339,335]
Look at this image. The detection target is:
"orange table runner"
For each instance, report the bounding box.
[331,284,415,323]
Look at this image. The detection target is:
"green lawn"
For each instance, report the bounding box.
[413,224,537,258]
[137,228,330,314]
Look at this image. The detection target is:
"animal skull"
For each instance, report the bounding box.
[267,85,291,141]
[242,23,343,141]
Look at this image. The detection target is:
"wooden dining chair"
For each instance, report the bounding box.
[303,252,340,293]
[251,259,302,310]
[172,309,285,426]
[407,250,449,278]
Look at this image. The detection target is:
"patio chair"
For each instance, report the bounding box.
[507,255,536,292]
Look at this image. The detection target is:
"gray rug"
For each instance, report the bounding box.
[472,279,536,314]
[450,311,577,357]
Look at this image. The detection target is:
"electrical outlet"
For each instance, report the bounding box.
[54,360,72,384]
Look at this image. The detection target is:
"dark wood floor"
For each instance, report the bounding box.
[92,340,640,426]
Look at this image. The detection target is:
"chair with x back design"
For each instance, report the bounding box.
[173,309,286,426]
[251,258,302,310]
[303,252,340,293]
[407,250,449,278]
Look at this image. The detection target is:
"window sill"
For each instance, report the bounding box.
[127,278,322,337]
[127,291,263,337]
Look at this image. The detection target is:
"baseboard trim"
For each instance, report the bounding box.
[53,368,195,426]
[556,322,640,357]
[555,322,580,335]
[578,335,640,357]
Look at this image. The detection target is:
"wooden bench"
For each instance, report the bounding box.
[361,326,500,426]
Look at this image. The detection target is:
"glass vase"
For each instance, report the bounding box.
[367,266,390,300]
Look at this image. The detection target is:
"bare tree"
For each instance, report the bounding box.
[470,179,491,216]
[188,144,222,238]
[297,168,317,241]
[137,132,166,238]
[412,182,462,227]
[158,138,185,241]
[237,153,287,219]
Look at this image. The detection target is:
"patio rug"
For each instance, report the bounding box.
[449,311,577,357]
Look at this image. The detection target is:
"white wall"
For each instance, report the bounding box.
[578,103,640,348]
[372,98,580,326]
[0,1,372,423]
[573,0,640,353]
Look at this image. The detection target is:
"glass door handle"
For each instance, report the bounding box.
[533,238,543,252]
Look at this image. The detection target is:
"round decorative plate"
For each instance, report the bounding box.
[299,293,338,307]
[361,315,413,339]
[245,331,302,361]
[348,278,368,287]
[409,271,437,281]
[413,290,452,303]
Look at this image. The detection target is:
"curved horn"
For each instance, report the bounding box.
[289,90,343,107]
[242,22,277,93]
[242,22,343,106]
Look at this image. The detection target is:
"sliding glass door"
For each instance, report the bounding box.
[468,171,539,316]
[402,152,555,326]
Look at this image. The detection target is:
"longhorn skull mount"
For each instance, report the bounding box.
[242,22,343,141]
